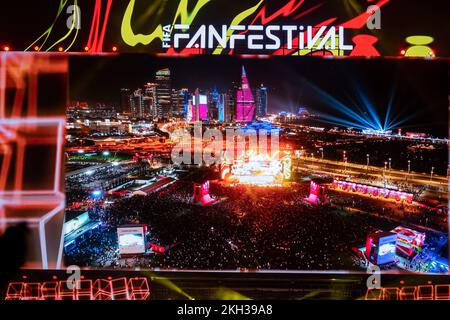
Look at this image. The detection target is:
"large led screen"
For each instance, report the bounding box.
[62,54,449,274]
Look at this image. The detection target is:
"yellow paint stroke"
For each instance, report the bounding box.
[171,0,212,26]
[46,0,79,52]
[212,0,264,55]
[26,0,69,51]
[121,0,211,47]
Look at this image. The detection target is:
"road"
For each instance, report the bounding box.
[294,156,448,201]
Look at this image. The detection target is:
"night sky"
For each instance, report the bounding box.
[70,55,449,137]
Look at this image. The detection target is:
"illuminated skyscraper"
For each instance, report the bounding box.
[131,89,144,118]
[226,82,238,122]
[187,96,193,121]
[120,88,131,114]
[192,88,208,121]
[256,85,268,117]
[155,68,172,118]
[171,88,189,118]
[208,87,219,120]
[182,89,190,118]
[218,93,226,122]
[236,66,255,122]
[144,82,157,118]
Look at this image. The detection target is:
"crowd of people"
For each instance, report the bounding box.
[65,225,118,268]
[64,179,447,272]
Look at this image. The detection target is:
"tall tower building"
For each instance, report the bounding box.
[155,68,172,118]
[132,89,144,118]
[182,89,190,118]
[218,93,226,122]
[187,96,193,121]
[208,87,219,120]
[144,82,158,118]
[226,85,237,122]
[256,84,268,117]
[236,66,256,122]
[192,88,208,121]
[171,88,189,118]
[120,88,131,114]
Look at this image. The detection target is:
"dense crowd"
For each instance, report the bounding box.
[66,162,145,191]
[64,180,447,271]
[65,225,118,267]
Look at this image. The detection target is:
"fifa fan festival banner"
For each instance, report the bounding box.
[0,0,448,57]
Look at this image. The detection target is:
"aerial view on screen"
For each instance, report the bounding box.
[64,55,449,273]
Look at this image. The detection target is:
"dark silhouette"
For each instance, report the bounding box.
[0,223,29,290]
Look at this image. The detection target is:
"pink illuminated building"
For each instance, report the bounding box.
[192,89,208,121]
[392,226,425,258]
[305,179,330,205]
[331,180,413,204]
[236,66,255,122]
[192,181,217,206]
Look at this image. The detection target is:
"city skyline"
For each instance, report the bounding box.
[70,61,269,123]
[113,66,267,122]
[65,56,449,275]
[70,55,449,137]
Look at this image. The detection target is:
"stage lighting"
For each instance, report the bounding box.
[91,190,102,198]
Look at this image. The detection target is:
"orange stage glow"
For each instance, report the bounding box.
[221,151,291,187]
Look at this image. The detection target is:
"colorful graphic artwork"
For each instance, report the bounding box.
[0,1,443,57]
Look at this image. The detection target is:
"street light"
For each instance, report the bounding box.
[366,154,370,174]
[388,158,391,171]
[344,156,348,174]
[343,150,346,163]
[320,148,324,160]
[430,166,434,181]
[406,160,411,182]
